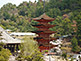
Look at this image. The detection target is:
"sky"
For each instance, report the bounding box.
[0,0,38,8]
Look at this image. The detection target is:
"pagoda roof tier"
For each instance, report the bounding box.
[32,31,43,33]
[37,39,50,43]
[34,37,57,40]
[32,24,56,28]
[34,37,42,40]
[37,39,57,43]
[37,23,56,27]
[38,41,58,46]
[32,30,56,34]
[37,40,50,43]
[39,45,57,50]
[33,13,55,22]
[37,29,50,31]
[39,30,56,34]
[39,44,58,47]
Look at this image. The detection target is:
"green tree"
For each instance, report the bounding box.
[0,42,11,61]
[35,1,44,17]
[71,37,80,52]
[46,8,61,17]
[16,37,44,61]
[72,12,81,47]
[47,0,61,9]
[0,49,11,61]
[10,14,16,22]
[50,16,73,37]
[3,12,10,20]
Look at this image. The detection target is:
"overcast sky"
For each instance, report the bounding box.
[0,0,38,8]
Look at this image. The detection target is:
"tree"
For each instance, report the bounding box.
[0,49,11,61]
[0,0,81,43]
[3,12,10,20]
[16,37,44,61]
[71,37,80,52]
[73,12,81,47]
[77,21,81,46]
[47,0,61,9]
[46,8,61,17]
[50,16,73,37]
[10,14,16,22]
[0,42,11,61]
[35,1,44,17]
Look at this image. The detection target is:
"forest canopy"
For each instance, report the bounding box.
[0,0,81,47]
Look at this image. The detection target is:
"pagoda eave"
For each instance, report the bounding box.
[32,25,56,28]
[33,19,55,22]
[43,31,56,34]
[32,13,55,21]
[38,41,58,46]
[34,37,57,40]
[37,23,56,26]
[31,31,43,33]
[32,32,56,34]
[39,45,57,50]
[32,30,56,34]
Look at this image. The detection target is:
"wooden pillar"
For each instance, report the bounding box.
[16,44,18,51]
[13,44,15,52]
[10,45,12,52]
[7,44,9,49]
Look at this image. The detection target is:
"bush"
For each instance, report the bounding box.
[0,42,5,46]
[0,56,5,61]
[0,49,11,61]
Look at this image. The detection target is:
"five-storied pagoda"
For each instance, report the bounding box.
[32,13,57,51]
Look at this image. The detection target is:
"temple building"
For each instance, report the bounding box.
[0,26,21,52]
[10,32,36,40]
[32,13,57,51]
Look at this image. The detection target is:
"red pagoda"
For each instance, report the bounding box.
[32,13,57,51]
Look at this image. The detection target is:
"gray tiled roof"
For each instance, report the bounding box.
[0,26,21,44]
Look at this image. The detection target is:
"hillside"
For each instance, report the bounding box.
[0,0,81,52]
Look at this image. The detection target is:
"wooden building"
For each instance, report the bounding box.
[0,26,21,52]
